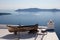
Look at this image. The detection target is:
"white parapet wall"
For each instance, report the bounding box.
[43,32,59,40]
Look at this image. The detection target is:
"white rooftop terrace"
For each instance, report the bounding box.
[0,29,59,40]
[0,24,59,40]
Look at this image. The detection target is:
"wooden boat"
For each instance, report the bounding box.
[7,24,38,35]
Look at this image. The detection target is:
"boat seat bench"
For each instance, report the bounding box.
[7,24,38,35]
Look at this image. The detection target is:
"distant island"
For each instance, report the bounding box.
[0,13,11,15]
[15,8,60,12]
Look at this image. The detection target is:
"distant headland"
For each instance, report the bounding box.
[15,8,60,12]
[0,13,11,15]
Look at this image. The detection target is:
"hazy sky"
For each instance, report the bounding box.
[0,0,60,9]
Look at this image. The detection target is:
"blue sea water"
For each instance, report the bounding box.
[0,10,60,39]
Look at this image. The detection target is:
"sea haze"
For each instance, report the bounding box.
[0,10,60,39]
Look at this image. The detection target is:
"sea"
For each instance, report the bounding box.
[0,10,60,39]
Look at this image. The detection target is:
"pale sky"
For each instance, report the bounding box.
[0,0,60,10]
